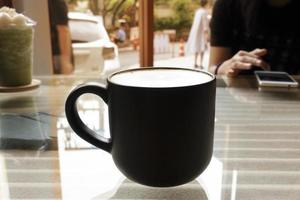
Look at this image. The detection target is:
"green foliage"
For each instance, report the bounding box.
[154,18,177,32]
[66,0,202,38]
[154,0,199,39]
[173,0,194,28]
[155,0,173,6]
[65,0,84,4]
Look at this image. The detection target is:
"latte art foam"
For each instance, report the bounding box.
[110,68,213,88]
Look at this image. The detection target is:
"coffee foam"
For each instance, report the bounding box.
[110,68,213,88]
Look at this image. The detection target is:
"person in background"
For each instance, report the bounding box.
[114,21,127,44]
[209,0,300,77]
[186,0,210,69]
[48,0,74,74]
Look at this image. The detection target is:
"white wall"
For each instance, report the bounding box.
[14,0,53,75]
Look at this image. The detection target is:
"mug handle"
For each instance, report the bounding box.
[65,83,112,153]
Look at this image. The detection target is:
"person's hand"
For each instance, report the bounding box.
[217,48,269,77]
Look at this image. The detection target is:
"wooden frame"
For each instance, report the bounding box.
[139,0,153,67]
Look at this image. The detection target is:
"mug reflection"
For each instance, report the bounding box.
[103,179,208,200]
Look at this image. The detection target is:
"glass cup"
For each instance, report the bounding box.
[0,25,34,87]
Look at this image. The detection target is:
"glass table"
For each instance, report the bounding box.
[1,75,300,200]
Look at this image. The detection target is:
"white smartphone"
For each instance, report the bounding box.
[255,71,299,88]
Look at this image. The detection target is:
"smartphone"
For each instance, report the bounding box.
[255,71,299,88]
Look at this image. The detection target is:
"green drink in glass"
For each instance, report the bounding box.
[0,8,34,87]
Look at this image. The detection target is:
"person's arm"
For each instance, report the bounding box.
[209,47,269,77]
[57,25,73,74]
[209,0,269,77]
[208,0,234,75]
[209,46,232,74]
[50,0,74,74]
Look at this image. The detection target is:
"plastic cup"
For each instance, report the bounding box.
[0,26,34,87]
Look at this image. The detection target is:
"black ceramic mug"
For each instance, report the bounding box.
[65,67,216,187]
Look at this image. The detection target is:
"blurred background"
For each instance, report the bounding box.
[67,0,213,74]
[2,0,215,76]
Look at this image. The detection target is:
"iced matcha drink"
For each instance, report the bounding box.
[0,7,34,87]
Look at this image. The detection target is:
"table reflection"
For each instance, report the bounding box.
[57,144,223,200]
[57,93,109,150]
[0,90,52,150]
[1,75,300,199]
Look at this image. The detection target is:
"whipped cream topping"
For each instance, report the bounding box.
[0,7,34,27]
